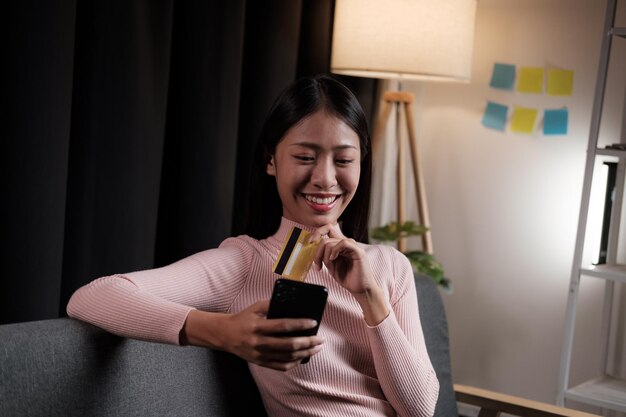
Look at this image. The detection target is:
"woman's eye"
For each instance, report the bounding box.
[295,155,315,162]
[336,159,354,165]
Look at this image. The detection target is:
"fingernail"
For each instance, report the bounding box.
[309,320,318,327]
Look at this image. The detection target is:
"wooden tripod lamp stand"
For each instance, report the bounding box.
[372,91,432,253]
[330,0,477,253]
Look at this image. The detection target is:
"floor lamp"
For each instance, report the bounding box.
[331,0,477,253]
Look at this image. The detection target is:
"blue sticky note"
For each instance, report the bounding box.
[482,101,508,131]
[544,108,568,135]
[489,63,516,90]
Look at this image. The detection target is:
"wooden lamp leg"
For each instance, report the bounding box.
[371,99,392,156]
[396,98,407,252]
[403,100,433,254]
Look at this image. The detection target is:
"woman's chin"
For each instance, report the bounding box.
[290,212,340,228]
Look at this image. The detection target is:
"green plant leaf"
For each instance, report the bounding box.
[370,221,429,242]
[370,221,451,292]
[404,251,443,281]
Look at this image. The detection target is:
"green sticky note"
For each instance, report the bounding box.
[517,67,544,94]
[511,106,538,133]
[544,108,568,135]
[482,101,508,131]
[547,69,574,96]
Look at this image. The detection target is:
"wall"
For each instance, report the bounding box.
[370,0,619,408]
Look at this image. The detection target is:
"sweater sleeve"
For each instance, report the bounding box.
[66,237,255,345]
[365,247,439,417]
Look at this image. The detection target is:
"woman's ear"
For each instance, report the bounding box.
[266,156,276,176]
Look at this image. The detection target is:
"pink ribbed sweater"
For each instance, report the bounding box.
[67,218,439,417]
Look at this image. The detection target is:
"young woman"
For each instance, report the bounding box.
[67,75,439,417]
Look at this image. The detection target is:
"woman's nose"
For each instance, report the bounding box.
[310,158,337,189]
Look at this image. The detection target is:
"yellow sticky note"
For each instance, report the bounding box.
[517,67,544,93]
[547,69,574,96]
[511,106,538,133]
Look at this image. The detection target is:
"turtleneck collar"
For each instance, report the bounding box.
[270,217,318,247]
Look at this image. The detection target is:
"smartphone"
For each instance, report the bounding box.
[266,279,328,363]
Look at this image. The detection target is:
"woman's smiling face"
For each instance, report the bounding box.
[266,110,361,228]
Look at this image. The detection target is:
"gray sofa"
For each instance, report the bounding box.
[0,275,457,417]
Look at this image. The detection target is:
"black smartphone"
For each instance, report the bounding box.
[267,279,328,364]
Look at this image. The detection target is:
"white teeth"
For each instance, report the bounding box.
[305,195,337,205]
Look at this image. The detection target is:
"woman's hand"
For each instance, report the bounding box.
[182,301,325,371]
[309,224,389,325]
[309,223,373,294]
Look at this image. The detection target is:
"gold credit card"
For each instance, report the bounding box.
[273,227,319,281]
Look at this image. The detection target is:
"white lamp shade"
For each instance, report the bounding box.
[331,0,477,82]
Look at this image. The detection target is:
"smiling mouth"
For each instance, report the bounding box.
[303,194,340,205]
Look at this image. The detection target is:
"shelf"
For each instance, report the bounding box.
[565,375,626,412]
[596,148,626,157]
[580,264,626,283]
[613,27,626,38]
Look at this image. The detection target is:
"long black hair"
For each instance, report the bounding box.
[244,75,372,243]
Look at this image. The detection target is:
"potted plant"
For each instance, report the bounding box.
[370,221,451,292]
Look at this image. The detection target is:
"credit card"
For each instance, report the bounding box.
[273,227,319,281]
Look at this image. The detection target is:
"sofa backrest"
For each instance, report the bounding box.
[0,274,456,417]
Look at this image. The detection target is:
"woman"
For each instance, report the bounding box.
[67,75,439,417]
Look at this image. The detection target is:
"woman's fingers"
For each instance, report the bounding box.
[307,222,345,244]
[258,316,318,335]
[324,223,346,240]
[314,238,337,272]
[307,224,330,244]
[258,341,325,371]
[249,299,270,316]
[256,334,325,355]
[251,331,325,371]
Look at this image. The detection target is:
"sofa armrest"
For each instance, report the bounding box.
[0,318,267,417]
[454,384,599,417]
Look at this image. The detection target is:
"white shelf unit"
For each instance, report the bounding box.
[557,0,626,413]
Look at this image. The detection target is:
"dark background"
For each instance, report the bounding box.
[0,0,378,324]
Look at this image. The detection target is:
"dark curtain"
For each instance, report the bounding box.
[1,0,377,325]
